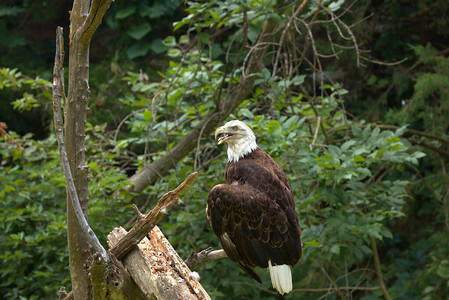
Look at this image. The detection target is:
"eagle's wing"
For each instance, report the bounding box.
[207,168,302,282]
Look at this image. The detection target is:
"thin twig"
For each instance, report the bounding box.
[370,237,392,300]
[310,116,321,151]
[52,26,109,262]
[407,137,449,159]
[292,286,381,292]
[437,154,449,231]
[317,263,347,300]
[0,122,24,151]
[301,86,329,143]
[271,0,309,113]
[194,113,219,171]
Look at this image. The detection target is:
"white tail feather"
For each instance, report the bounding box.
[268,260,292,295]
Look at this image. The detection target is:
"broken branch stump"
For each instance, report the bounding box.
[108,226,211,300]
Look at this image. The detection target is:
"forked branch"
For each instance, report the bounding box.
[52,26,108,261]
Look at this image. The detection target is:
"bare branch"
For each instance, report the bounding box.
[0,122,24,151]
[360,55,408,66]
[109,172,198,260]
[317,262,347,300]
[407,138,449,159]
[185,248,228,270]
[271,0,309,111]
[292,286,381,293]
[52,26,109,262]
[370,237,392,300]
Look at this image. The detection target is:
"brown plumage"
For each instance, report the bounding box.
[207,120,302,295]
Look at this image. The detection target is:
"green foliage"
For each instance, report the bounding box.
[0,133,69,299]
[382,42,449,299]
[116,43,229,155]
[0,68,52,111]
[297,124,420,262]
[174,0,277,34]
[113,31,426,294]
[386,44,449,134]
[0,124,134,299]
[2,0,449,299]
[106,0,182,59]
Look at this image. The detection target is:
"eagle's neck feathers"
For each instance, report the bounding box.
[227,138,257,162]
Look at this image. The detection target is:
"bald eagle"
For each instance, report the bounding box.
[207,120,302,295]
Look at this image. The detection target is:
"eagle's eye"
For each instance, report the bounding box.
[231,125,239,131]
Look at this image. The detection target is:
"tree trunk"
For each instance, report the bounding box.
[64,1,112,298]
[65,1,93,297]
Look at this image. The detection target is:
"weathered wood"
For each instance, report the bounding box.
[62,253,147,300]
[108,227,211,300]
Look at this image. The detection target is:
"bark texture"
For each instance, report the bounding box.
[64,0,112,298]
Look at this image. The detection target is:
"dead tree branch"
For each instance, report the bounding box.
[109,172,198,260]
[108,226,211,299]
[0,122,24,151]
[185,248,228,270]
[55,0,113,298]
[52,26,108,261]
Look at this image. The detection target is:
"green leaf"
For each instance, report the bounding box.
[163,36,176,47]
[179,35,189,44]
[126,22,152,40]
[126,43,151,59]
[328,145,341,157]
[18,191,30,200]
[148,39,167,54]
[240,108,254,119]
[395,125,408,136]
[436,260,449,279]
[291,75,305,86]
[116,6,136,19]
[143,110,153,121]
[330,244,340,255]
[0,6,24,17]
[340,140,355,152]
[353,155,366,163]
[283,115,299,129]
[167,48,181,57]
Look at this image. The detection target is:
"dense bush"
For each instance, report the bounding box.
[1,0,449,299]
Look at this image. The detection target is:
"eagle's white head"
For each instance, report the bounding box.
[215,120,258,162]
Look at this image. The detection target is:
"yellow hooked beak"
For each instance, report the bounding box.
[215,126,226,145]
